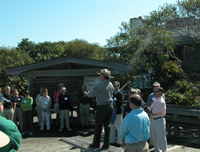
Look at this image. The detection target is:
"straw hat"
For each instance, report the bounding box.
[97,69,113,78]
[0,131,10,148]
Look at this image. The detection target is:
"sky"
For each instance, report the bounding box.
[0,0,178,47]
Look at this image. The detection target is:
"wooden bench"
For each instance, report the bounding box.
[165,105,200,136]
[62,136,123,152]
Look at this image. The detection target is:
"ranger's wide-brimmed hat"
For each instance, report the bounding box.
[97,69,114,78]
[0,131,10,148]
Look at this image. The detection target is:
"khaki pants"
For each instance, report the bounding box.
[110,114,123,144]
[60,109,70,130]
[2,108,14,121]
[79,103,90,126]
[152,118,167,152]
[41,110,51,130]
[149,114,153,145]
[124,141,149,152]
[13,107,23,132]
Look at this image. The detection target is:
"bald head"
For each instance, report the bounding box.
[5,86,10,95]
[130,94,142,107]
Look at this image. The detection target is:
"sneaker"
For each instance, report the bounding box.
[29,132,33,135]
[21,132,26,136]
[58,129,64,132]
[67,128,72,132]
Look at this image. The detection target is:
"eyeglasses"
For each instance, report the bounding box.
[154,90,160,93]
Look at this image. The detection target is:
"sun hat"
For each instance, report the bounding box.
[61,87,66,91]
[0,131,10,148]
[152,82,160,87]
[97,69,113,78]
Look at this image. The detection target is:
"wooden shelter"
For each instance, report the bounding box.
[6,57,133,101]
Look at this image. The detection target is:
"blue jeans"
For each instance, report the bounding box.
[23,110,33,132]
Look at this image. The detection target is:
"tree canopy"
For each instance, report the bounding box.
[17,38,105,62]
[0,47,34,92]
[105,0,200,105]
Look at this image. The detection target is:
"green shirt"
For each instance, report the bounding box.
[0,116,22,151]
[87,79,114,105]
[21,97,33,111]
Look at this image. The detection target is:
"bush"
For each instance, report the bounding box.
[165,80,200,106]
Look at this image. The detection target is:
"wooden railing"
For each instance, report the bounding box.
[144,104,200,137]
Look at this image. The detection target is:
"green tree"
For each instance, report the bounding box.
[144,0,200,62]
[17,38,105,62]
[106,19,180,90]
[0,47,34,92]
[63,39,104,60]
[17,38,36,52]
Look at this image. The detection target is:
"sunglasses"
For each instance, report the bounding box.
[154,91,160,93]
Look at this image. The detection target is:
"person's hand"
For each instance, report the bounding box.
[125,112,129,115]
[83,91,87,95]
[121,142,126,148]
[146,102,152,107]
[149,110,155,115]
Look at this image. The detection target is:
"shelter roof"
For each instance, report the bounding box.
[6,57,133,77]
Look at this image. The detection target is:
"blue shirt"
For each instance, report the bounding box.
[119,109,150,143]
[147,92,165,103]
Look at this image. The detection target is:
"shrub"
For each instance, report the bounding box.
[165,80,200,106]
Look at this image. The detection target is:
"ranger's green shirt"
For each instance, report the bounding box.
[87,79,113,105]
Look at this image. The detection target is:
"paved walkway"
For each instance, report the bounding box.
[17,113,200,152]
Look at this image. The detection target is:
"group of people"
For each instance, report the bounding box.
[83,69,167,152]
[0,68,167,152]
[32,84,72,133]
[0,86,34,136]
